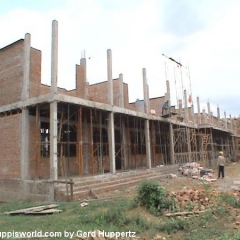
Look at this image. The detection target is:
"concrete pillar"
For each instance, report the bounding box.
[197,96,200,124]
[50,20,58,183]
[22,33,31,100]
[178,100,183,115]
[108,112,115,173]
[191,104,195,124]
[169,123,175,164]
[184,89,188,122]
[203,109,206,124]
[21,33,31,188]
[50,101,58,180]
[107,49,115,173]
[207,102,211,124]
[119,73,124,108]
[80,58,88,99]
[166,80,171,105]
[217,106,220,127]
[21,108,29,180]
[142,68,149,113]
[107,49,113,105]
[142,68,151,168]
[51,20,58,94]
[224,111,227,129]
[230,115,233,131]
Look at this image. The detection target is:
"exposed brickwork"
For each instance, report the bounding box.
[0,114,22,179]
[0,40,24,106]
[149,97,165,115]
[40,84,51,95]
[88,79,131,109]
[29,48,41,97]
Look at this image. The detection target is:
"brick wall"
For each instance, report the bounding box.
[88,79,131,107]
[29,48,41,97]
[40,84,51,95]
[0,114,22,179]
[0,40,24,106]
[149,97,165,116]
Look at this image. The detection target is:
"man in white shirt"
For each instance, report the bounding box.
[217,151,226,179]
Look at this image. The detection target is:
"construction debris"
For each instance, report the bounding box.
[80,202,88,207]
[178,162,216,182]
[4,204,62,215]
[165,187,216,214]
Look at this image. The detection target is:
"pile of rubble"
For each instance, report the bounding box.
[169,162,217,182]
[165,187,217,216]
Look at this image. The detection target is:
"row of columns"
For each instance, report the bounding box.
[26,20,237,182]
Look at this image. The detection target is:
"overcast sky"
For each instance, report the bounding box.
[0,0,239,117]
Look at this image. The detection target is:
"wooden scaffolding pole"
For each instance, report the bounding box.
[35,105,40,179]
[78,106,83,176]
[90,108,94,175]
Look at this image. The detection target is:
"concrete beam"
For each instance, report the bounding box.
[0,93,53,113]
[22,33,31,100]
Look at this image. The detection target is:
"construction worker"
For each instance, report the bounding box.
[217,151,226,179]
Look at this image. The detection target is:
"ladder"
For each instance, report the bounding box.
[200,134,210,168]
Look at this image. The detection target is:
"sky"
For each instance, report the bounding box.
[0,0,240,117]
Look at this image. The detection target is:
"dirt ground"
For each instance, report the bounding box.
[99,161,240,199]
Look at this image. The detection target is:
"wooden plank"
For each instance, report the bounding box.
[4,204,58,215]
[24,209,62,215]
[165,210,205,217]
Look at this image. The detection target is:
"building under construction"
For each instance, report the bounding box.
[0,20,239,202]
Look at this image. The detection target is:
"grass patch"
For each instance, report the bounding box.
[1,181,240,240]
